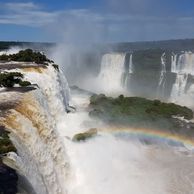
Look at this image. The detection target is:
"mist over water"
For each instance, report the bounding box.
[59,92,194,194]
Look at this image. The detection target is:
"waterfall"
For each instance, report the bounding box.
[170,52,194,107]
[171,73,188,99]
[0,64,71,194]
[97,53,126,94]
[157,53,166,98]
[171,53,177,73]
[122,53,134,89]
[129,54,133,74]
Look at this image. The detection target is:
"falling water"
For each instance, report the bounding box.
[129,54,133,74]
[170,52,194,107]
[97,53,126,94]
[171,53,177,73]
[0,64,71,194]
[157,53,166,98]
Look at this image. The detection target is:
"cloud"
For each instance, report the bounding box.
[5,2,39,11]
[0,2,59,27]
[0,1,194,42]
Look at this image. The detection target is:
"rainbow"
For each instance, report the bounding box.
[99,127,194,148]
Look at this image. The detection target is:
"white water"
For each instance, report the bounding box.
[123,53,134,89]
[157,53,166,98]
[171,53,177,73]
[0,64,71,194]
[170,52,194,108]
[129,54,133,74]
[96,53,126,95]
[0,47,22,55]
[58,91,194,194]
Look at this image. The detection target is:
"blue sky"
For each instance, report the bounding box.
[0,0,194,43]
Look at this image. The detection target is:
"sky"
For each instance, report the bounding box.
[0,0,194,43]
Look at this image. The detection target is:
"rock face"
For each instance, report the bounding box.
[0,162,18,194]
[0,127,17,194]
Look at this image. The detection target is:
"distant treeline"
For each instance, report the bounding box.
[0,49,53,64]
[0,41,55,51]
[1,39,194,52]
[101,39,194,52]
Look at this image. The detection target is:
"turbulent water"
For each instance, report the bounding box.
[60,92,194,194]
[1,48,194,194]
[0,64,70,194]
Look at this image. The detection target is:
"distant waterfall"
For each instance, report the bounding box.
[97,53,126,94]
[171,53,177,73]
[157,53,166,98]
[170,52,194,108]
[122,53,134,89]
[0,65,71,194]
[129,54,134,74]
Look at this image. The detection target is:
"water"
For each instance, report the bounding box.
[1,48,194,194]
[60,91,194,194]
[171,53,177,73]
[0,64,71,194]
[129,54,133,74]
[97,53,126,94]
[157,53,166,98]
[170,52,194,107]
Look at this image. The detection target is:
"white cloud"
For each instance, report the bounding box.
[0,1,194,42]
[0,2,59,27]
[5,2,39,11]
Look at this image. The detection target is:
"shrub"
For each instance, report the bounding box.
[0,72,31,88]
[0,54,9,61]
[19,80,31,87]
[0,49,51,64]
[0,72,23,87]
[52,64,59,71]
[0,131,16,154]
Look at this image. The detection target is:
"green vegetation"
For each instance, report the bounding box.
[0,72,31,87]
[18,80,31,87]
[0,130,16,154]
[72,128,98,142]
[0,49,52,64]
[89,94,193,130]
[52,64,59,71]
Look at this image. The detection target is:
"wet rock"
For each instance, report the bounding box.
[0,162,18,194]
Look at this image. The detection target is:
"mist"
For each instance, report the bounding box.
[59,88,194,194]
[42,0,194,96]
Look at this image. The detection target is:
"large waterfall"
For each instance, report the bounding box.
[0,64,71,194]
[170,52,194,108]
[97,53,126,94]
